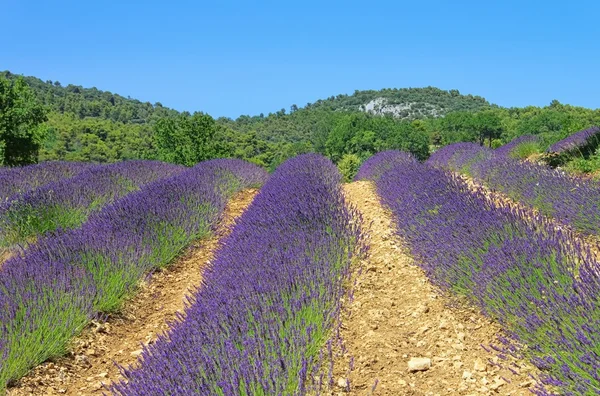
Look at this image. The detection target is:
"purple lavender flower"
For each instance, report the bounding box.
[0,159,267,391]
[360,152,600,394]
[547,126,600,154]
[110,154,363,396]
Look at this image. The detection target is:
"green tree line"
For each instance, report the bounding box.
[1,72,599,172]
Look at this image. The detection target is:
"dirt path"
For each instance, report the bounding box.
[329,181,538,395]
[7,189,258,396]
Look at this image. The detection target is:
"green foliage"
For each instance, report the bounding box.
[153,112,223,166]
[564,147,600,175]
[472,110,503,147]
[337,153,362,182]
[1,70,178,124]
[510,141,541,160]
[5,70,600,172]
[325,113,430,162]
[0,76,48,165]
[491,139,503,149]
[305,86,491,119]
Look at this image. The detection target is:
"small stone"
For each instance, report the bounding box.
[416,340,426,348]
[98,372,108,378]
[130,349,143,358]
[520,380,533,388]
[439,320,449,329]
[462,371,472,380]
[337,377,348,389]
[408,357,431,372]
[457,332,466,342]
[490,378,506,391]
[453,361,463,369]
[452,343,464,351]
[474,358,486,372]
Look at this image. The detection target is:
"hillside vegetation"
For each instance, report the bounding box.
[1,71,600,173]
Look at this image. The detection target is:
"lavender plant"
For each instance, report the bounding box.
[362,152,600,394]
[0,159,267,391]
[494,135,540,159]
[354,150,417,181]
[469,157,600,234]
[0,160,184,248]
[428,141,600,236]
[0,161,93,202]
[110,154,363,396]
[547,126,600,155]
[427,142,492,175]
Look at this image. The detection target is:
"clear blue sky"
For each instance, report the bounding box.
[4,0,599,118]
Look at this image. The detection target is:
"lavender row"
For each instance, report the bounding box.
[0,160,184,248]
[0,161,93,202]
[354,150,417,181]
[362,152,600,394]
[493,134,539,159]
[426,142,493,175]
[0,159,268,391]
[110,154,363,396]
[547,126,600,155]
[429,142,600,236]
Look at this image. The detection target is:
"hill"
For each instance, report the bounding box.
[0,71,179,124]
[2,70,599,172]
[306,87,492,119]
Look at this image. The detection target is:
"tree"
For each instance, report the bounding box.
[472,110,503,147]
[0,76,48,166]
[338,153,362,182]
[153,112,220,166]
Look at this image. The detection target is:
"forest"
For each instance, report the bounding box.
[2,70,600,174]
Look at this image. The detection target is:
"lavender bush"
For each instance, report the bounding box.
[362,153,600,394]
[354,150,417,181]
[0,160,184,247]
[494,135,540,159]
[0,161,92,202]
[547,126,600,155]
[470,157,600,235]
[430,140,600,236]
[111,154,363,396]
[426,142,493,175]
[0,159,267,391]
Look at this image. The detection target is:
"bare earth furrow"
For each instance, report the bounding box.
[330,181,538,395]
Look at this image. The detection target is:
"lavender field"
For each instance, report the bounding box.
[361,151,600,395]
[2,149,600,395]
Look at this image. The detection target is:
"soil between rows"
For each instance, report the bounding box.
[325,181,538,395]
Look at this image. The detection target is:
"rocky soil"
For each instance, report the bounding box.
[324,181,540,395]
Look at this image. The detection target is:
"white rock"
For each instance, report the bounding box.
[473,358,486,372]
[337,377,348,389]
[408,357,431,372]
